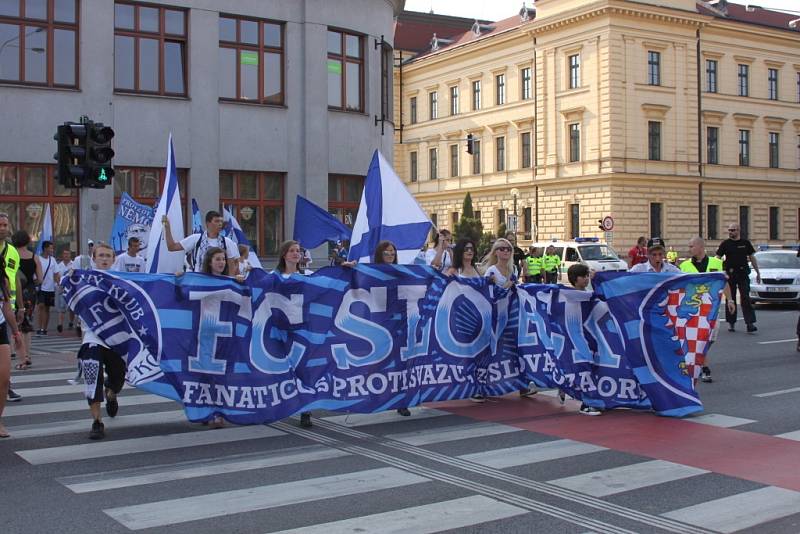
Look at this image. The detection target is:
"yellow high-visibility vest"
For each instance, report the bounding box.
[679,256,723,273]
[526,256,543,275]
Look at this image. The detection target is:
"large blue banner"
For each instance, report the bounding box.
[62,266,725,423]
[109,192,154,255]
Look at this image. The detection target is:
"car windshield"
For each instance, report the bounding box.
[579,244,619,261]
[754,252,800,269]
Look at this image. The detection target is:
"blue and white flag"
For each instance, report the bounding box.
[293,195,352,249]
[222,206,262,270]
[109,193,155,255]
[145,134,184,274]
[190,198,203,235]
[347,150,432,264]
[63,269,724,424]
[35,203,52,255]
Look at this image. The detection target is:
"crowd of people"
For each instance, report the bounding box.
[0,208,797,440]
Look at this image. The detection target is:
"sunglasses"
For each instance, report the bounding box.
[382,250,396,255]
[463,246,475,251]
[496,246,512,252]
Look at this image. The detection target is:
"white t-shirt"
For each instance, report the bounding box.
[180,233,240,272]
[112,253,145,273]
[71,255,95,270]
[80,317,109,348]
[628,261,681,273]
[484,264,518,287]
[425,247,452,271]
[38,255,57,291]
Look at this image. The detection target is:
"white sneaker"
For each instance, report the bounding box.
[579,404,602,416]
[519,383,538,397]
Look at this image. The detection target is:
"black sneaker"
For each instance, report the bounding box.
[89,420,105,440]
[299,412,312,428]
[7,389,22,402]
[68,322,73,329]
[470,394,486,403]
[56,325,63,333]
[519,385,538,397]
[700,370,713,383]
[396,408,411,416]
[727,324,735,332]
[746,324,757,333]
[106,394,119,418]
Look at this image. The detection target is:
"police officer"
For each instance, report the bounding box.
[525,246,543,283]
[716,223,760,333]
[542,245,561,284]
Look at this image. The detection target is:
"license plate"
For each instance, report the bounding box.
[766,286,790,292]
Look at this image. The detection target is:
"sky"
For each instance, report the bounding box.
[403,0,800,21]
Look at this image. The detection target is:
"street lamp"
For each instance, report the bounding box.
[510,187,519,237]
[0,27,45,58]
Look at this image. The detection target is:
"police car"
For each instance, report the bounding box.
[529,237,628,274]
[749,247,800,306]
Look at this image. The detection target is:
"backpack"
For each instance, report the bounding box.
[187,233,229,272]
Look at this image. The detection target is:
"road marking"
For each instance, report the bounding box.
[16,425,284,465]
[685,414,755,428]
[14,384,86,397]
[548,460,708,497]
[459,439,606,469]
[268,495,528,534]
[9,370,77,383]
[104,467,428,530]
[753,387,800,398]
[776,430,800,441]
[386,421,521,446]
[60,445,348,493]
[661,486,800,533]
[7,410,187,439]
[757,338,798,345]
[321,407,448,427]
[3,393,175,417]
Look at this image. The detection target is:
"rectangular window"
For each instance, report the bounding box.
[569,203,580,239]
[328,174,363,228]
[569,123,580,162]
[450,144,458,177]
[706,59,717,93]
[647,51,661,86]
[449,85,459,115]
[520,67,531,100]
[114,2,187,95]
[739,129,750,166]
[380,42,392,121]
[569,54,580,89]
[739,205,750,239]
[409,151,417,183]
[523,206,532,240]
[327,29,363,111]
[219,171,283,255]
[738,64,749,97]
[409,96,417,124]
[429,91,438,120]
[474,210,481,224]
[495,73,505,105]
[497,208,506,231]
[520,132,531,168]
[769,206,779,240]
[472,139,481,174]
[429,148,437,179]
[707,126,719,165]
[495,137,505,172]
[650,202,663,238]
[472,79,481,110]
[0,0,79,87]
[707,204,718,240]
[769,132,780,168]
[648,121,661,161]
[218,14,284,104]
[768,68,778,100]
[451,211,459,227]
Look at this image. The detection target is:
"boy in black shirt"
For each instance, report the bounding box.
[716,223,761,333]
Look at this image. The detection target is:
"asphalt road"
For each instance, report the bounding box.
[1,306,798,534]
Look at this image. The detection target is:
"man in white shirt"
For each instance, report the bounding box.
[163,210,239,274]
[425,229,453,272]
[628,242,681,273]
[71,239,96,271]
[53,248,74,333]
[35,240,57,335]
[111,237,145,273]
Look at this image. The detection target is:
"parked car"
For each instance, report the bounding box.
[748,248,800,306]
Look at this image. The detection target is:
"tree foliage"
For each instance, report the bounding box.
[453,192,483,245]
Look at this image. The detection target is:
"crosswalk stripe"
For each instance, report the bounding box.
[776,430,800,441]
[685,414,756,428]
[321,407,448,427]
[267,495,528,534]
[548,460,708,497]
[3,393,175,417]
[60,445,349,493]
[386,421,522,446]
[14,384,87,397]
[661,486,800,533]
[459,439,607,469]
[10,370,77,383]
[7,410,187,439]
[104,467,428,530]
[16,425,284,465]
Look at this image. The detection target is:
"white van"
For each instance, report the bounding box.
[530,237,628,274]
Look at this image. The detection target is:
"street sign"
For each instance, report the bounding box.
[601,216,614,231]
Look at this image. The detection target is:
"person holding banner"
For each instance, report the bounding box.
[202,247,245,284]
[566,264,602,416]
[484,238,518,289]
[111,237,145,273]
[446,239,480,278]
[163,210,239,275]
[0,258,24,437]
[629,242,681,273]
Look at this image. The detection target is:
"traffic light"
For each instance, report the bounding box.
[53,122,88,188]
[598,219,604,231]
[466,133,475,155]
[83,122,115,188]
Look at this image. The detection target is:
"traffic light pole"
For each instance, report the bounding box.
[78,186,114,257]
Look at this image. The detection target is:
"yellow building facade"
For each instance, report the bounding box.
[394,0,800,253]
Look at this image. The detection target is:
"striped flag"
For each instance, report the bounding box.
[35,203,52,255]
[145,134,185,273]
[222,206,262,269]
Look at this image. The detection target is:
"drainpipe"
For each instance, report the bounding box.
[533,37,539,241]
[696,28,704,237]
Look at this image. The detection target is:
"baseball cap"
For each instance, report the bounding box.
[87,239,94,246]
[647,237,664,249]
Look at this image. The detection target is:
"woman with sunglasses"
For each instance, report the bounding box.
[483,238,518,288]
[446,239,480,278]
